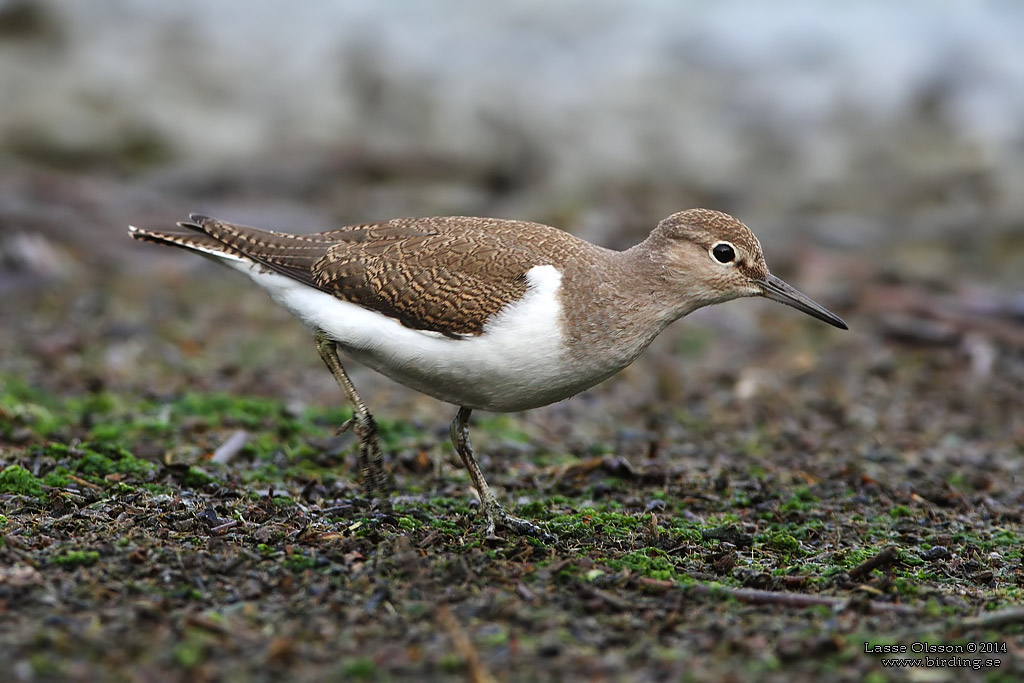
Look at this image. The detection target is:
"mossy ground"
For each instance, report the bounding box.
[1,135,1022,680]
[2,287,1023,682]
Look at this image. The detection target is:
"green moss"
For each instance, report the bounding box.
[473,414,533,444]
[375,416,424,451]
[478,625,509,647]
[784,518,825,539]
[341,656,379,680]
[730,492,752,507]
[73,443,155,479]
[244,462,283,484]
[438,654,464,674]
[892,577,919,597]
[180,466,216,488]
[284,553,318,572]
[608,548,680,581]
[41,467,71,488]
[888,505,913,518]
[668,526,704,544]
[169,586,204,601]
[76,451,118,477]
[778,486,819,513]
[397,516,422,531]
[760,532,803,555]
[172,640,206,670]
[990,528,1020,547]
[87,422,129,442]
[899,551,924,566]
[0,378,64,437]
[0,464,44,498]
[836,548,876,572]
[555,565,579,582]
[430,519,461,534]
[174,393,284,429]
[516,500,550,517]
[52,550,100,568]
[28,654,62,678]
[553,506,642,536]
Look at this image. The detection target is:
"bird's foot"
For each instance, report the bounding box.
[348,414,394,508]
[356,451,393,511]
[480,500,555,543]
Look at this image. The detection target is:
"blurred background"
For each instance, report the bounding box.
[1,0,1022,462]
[4,5,1024,679]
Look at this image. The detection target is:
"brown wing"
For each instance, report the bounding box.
[312,218,541,336]
[184,215,553,337]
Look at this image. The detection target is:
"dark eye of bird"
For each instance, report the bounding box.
[711,243,736,264]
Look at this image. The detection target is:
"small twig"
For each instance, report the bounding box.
[516,582,539,604]
[673,581,920,615]
[211,429,249,464]
[437,605,496,683]
[642,566,1024,631]
[65,473,103,491]
[961,606,1024,630]
[185,613,228,634]
[700,525,753,547]
[585,586,632,611]
[884,604,1024,641]
[848,545,900,580]
[210,519,239,534]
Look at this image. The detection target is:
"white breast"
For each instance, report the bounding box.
[236,263,605,411]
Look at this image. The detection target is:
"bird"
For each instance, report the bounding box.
[129,209,847,539]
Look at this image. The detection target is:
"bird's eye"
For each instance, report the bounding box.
[711,242,736,264]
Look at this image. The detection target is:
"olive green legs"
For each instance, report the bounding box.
[315,331,549,539]
[314,330,392,500]
[450,407,553,541]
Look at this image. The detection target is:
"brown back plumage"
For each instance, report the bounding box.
[131,214,601,337]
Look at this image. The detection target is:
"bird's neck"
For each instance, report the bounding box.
[558,242,705,371]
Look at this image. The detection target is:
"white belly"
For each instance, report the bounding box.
[236,263,607,411]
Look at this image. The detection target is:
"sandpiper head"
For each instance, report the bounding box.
[654,209,848,329]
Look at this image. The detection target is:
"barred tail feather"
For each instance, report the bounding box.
[127,223,248,263]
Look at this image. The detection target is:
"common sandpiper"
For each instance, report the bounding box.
[129,209,847,539]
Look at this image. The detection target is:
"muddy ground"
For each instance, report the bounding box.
[0,148,1021,683]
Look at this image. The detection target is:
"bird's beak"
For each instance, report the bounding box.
[757,274,848,330]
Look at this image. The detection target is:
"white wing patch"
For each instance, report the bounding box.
[241,263,582,411]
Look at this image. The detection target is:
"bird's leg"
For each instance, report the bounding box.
[449,407,553,541]
[314,330,393,502]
